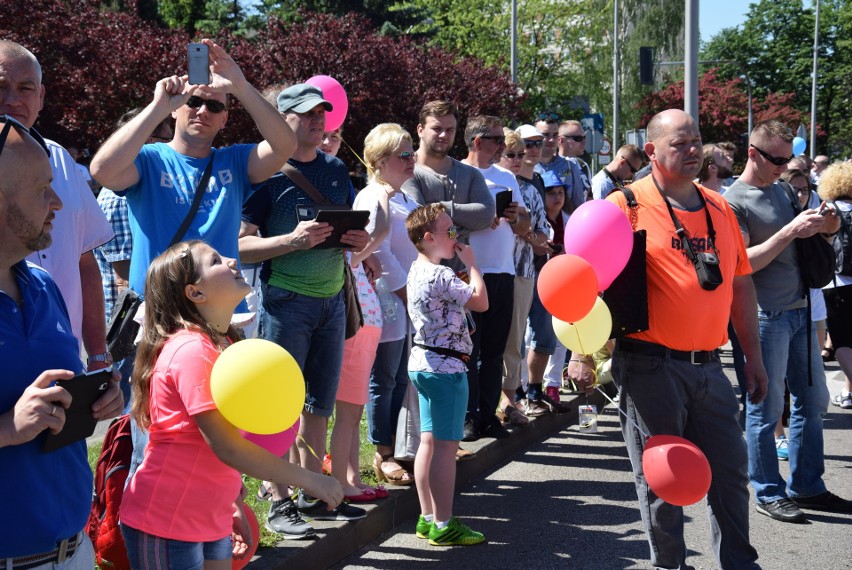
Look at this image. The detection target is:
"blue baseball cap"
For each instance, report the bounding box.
[540,170,565,189]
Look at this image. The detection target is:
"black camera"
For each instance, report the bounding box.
[693,251,723,291]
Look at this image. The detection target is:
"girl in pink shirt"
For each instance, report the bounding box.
[120,241,343,569]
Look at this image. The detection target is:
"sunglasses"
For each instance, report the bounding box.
[395,151,416,162]
[537,112,559,122]
[503,152,525,160]
[619,155,639,174]
[479,135,505,144]
[750,144,792,167]
[185,96,227,114]
[524,140,544,149]
[0,115,50,160]
[561,134,586,142]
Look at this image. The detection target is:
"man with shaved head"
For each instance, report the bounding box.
[0,118,123,566]
[575,109,768,568]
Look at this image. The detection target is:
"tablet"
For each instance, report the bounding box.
[313,209,370,249]
[495,189,513,218]
[43,368,112,453]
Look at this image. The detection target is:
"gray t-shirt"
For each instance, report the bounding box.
[725,180,806,311]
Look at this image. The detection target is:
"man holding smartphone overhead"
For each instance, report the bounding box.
[89,38,295,298]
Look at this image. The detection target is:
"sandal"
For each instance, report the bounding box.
[256,482,273,502]
[831,392,852,409]
[372,453,415,486]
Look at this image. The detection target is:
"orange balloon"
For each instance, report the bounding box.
[537,254,599,323]
[642,435,712,506]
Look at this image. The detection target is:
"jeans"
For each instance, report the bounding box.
[367,336,409,446]
[746,307,829,503]
[261,283,345,417]
[613,350,758,570]
[467,273,514,429]
[121,524,232,568]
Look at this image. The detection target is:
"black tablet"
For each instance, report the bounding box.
[313,209,370,249]
[495,189,513,218]
[43,368,112,453]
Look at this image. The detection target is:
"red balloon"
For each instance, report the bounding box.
[240,418,300,456]
[642,435,712,506]
[537,254,599,323]
[232,502,259,569]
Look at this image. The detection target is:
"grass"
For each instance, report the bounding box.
[88,410,382,549]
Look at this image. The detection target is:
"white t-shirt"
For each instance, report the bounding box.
[25,140,113,346]
[468,164,523,275]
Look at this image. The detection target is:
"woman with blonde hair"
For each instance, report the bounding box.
[817,161,852,409]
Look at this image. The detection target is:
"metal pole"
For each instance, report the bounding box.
[684,0,699,127]
[613,0,620,148]
[810,0,820,158]
[510,0,518,86]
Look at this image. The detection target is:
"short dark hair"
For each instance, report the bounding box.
[419,100,458,126]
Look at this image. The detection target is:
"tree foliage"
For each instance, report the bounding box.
[0,1,518,162]
[701,0,852,158]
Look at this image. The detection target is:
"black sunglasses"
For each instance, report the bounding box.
[561,134,586,142]
[479,135,505,144]
[620,155,639,174]
[537,112,559,122]
[0,115,50,160]
[503,152,525,160]
[750,144,792,167]
[185,96,227,114]
[523,140,544,149]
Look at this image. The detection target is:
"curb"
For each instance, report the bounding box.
[249,388,608,569]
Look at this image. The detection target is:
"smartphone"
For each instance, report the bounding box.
[188,43,209,85]
[818,202,832,216]
[495,189,513,218]
[43,368,113,452]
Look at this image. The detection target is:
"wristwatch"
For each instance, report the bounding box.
[88,351,114,366]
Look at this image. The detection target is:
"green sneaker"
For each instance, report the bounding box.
[415,515,432,538]
[427,517,485,546]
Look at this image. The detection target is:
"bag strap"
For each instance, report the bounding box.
[612,184,639,230]
[169,150,215,247]
[281,163,329,205]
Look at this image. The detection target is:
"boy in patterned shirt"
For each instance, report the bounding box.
[405,203,489,546]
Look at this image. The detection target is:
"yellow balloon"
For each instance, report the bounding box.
[211,339,305,435]
[552,297,612,355]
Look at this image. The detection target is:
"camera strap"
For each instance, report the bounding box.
[652,176,717,264]
[169,149,215,247]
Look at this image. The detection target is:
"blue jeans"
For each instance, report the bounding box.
[746,307,829,503]
[367,337,409,446]
[613,350,758,570]
[261,283,345,417]
[121,524,232,568]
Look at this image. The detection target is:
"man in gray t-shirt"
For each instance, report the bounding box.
[725,120,850,523]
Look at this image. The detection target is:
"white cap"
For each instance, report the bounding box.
[516,124,544,139]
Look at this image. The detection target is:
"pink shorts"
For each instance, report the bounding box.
[336,325,382,405]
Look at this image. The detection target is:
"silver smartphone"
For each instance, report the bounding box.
[188,43,209,85]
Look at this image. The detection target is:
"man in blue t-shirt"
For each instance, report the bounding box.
[90,39,295,295]
[240,83,370,533]
[0,117,124,564]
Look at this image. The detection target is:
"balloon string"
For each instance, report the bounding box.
[294,431,322,464]
[594,384,649,438]
[340,136,370,172]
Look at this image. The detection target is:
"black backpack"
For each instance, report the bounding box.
[834,203,852,276]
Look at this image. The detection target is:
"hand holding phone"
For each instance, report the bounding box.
[43,368,113,452]
[495,189,513,219]
[188,43,210,85]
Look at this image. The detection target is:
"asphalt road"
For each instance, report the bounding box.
[333,362,852,569]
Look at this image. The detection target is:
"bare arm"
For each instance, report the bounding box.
[730,274,768,403]
[79,252,109,371]
[237,220,333,264]
[455,243,488,312]
[745,209,830,272]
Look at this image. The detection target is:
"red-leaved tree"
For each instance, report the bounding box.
[0,2,520,163]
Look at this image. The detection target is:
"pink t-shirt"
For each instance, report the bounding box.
[120,330,241,541]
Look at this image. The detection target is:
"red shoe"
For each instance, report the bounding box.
[545,386,561,403]
[322,453,332,475]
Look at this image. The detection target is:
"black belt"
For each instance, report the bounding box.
[616,338,716,365]
[0,533,81,570]
[414,343,470,363]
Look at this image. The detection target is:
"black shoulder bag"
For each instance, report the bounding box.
[781,180,835,289]
[106,152,215,361]
[600,186,649,336]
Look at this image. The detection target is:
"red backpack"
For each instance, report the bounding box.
[86,414,132,570]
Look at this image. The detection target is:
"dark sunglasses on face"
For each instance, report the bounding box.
[524,140,544,148]
[562,134,586,142]
[396,151,416,162]
[620,155,639,174]
[0,115,50,159]
[479,135,506,144]
[185,96,227,114]
[537,112,559,122]
[750,144,792,167]
[504,152,526,160]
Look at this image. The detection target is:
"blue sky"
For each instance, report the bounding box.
[700,0,750,42]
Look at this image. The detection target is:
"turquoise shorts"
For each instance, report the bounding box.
[409,371,468,441]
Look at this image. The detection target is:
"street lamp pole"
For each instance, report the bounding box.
[684,0,699,128]
[613,0,620,147]
[810,0,820,158]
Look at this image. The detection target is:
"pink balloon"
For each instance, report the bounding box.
[305,75,348,131]
[241,418,300,456]
[563,199,634,290]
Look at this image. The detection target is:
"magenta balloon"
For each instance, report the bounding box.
[241,418,300,456]
[305,75,348,131]
[563,199,633,290]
